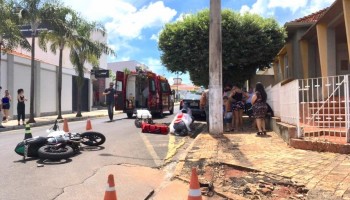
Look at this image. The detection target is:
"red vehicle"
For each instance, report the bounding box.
[115,69,174,118]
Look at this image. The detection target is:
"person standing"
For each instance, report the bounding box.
[200,89,209,129]
[2,90,12,122]
[252,82,268,135]
[103,82,117,121]
[230,85,248,131]
[223,96,233,132]
[17,89,27,126]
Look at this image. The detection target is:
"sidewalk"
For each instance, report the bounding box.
[0,109,122,132]
[174,129,350,200]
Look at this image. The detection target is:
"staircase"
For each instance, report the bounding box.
[301,96,348,143]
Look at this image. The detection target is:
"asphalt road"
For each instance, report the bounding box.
[0,108,189,200]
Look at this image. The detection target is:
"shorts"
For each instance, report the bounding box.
[2,103,10,110]
[224,112,232,123]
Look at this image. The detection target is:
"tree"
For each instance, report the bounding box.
[0,0,30,53]
[38,5,77,119]
[0,0,30,127]
[68,19,115,117]
[18,0,55,123]
[158,9,286,86]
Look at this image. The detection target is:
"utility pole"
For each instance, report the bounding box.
[209,0,223,134]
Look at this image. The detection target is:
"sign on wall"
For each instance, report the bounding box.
[91,69,110,78]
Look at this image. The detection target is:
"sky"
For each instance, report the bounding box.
[62,0,335,85]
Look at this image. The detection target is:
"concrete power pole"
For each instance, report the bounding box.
[209,0,223,134]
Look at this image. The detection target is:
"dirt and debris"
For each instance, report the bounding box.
[182,164,309,200]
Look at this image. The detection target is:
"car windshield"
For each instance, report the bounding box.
[183,93,201,100]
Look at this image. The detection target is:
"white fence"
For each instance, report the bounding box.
[267,75,350,143]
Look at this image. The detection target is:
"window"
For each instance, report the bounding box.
[160,81,170,93]
[149,79,156,93]
[116,81,122,92]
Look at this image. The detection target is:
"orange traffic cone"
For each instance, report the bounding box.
[86,119,92,130]
[63,118,69,132]
[188,168,202,200]
[104,174,117,200]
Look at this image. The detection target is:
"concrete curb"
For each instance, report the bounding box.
[172,133,205,180]
[0,111,123,132]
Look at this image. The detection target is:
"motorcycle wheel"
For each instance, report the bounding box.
[38,145,74,160]
[80,131,106,146]
[134,119,142,128]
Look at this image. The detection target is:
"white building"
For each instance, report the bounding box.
[0,31,108,118]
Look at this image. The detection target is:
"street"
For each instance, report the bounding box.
[0,107,194,200]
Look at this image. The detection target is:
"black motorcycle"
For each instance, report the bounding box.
[14,120,106,160]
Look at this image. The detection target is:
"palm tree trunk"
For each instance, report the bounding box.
[76,75,83,117]
[57,48,63,119]
[28,35,36,123]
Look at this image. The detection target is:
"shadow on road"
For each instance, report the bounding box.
[37,158,72,165]
[81,146,105,151]
[104,119,123,123]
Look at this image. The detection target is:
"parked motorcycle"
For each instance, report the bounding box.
[14,120,106,160]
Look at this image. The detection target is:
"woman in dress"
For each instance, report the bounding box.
[17,89,27,125]
[230,85,248,131]
[2,90,12,122]
[251,82,268,135]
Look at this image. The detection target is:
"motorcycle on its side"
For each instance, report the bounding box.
[14,120,106,160]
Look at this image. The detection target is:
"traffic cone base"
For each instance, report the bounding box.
[24,123,33,139]
[104,174,117,200]
[188,167,202,200]
[63,119,69,132]
[86,119,92,130]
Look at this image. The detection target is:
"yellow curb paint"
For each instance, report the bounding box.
[164,134,186,163]
[139,132,162,166]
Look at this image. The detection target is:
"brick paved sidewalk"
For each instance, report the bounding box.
[175,131,350,200]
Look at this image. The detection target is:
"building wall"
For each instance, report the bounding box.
[0,52,89,118]
[250,75,275,88]
[40,64,57,115]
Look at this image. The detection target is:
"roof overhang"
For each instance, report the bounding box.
[302,0,343,40]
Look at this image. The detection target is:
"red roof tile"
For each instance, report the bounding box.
[290,7,328,23]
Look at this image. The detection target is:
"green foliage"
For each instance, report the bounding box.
[0,0,30,51]
[158,9,286,86]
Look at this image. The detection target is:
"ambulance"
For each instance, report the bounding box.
[114,68,175,118]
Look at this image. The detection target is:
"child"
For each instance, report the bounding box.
[223,96,233,132]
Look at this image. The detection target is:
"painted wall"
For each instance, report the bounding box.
[1,52,84,118]
[40,65,57,114]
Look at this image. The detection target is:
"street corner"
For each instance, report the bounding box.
[55,164,166,200]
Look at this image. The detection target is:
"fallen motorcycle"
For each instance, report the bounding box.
[14,120,106,160]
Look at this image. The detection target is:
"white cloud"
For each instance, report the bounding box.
[63,0,177,39]
[150,33,159,41]
[104,1,177,39]
[142,57,164,72]
[63,0,177,60]
[175,13,191,22]
[268,0,307,13]
[239,5,251,15]
[303,0,334,14]
[239,0,334,21]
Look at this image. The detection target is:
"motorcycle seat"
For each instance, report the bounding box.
[25,136,47,144]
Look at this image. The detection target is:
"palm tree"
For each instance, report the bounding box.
[0,0,30,127]
[38,5,77,119]
[17,0,55,123]
[68,19,115,117]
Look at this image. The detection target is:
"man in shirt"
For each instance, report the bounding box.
[103,82,118,121]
